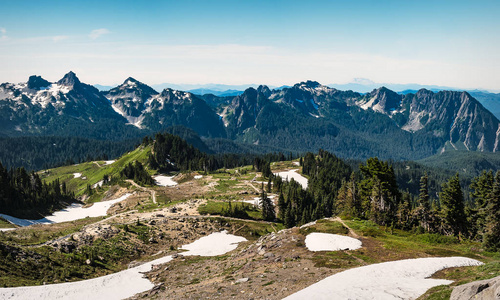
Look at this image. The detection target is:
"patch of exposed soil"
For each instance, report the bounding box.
[131,228,344,299]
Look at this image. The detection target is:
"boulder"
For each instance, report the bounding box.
[451,275,500,300]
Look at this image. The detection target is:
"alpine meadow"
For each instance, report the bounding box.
[1,1,500,299]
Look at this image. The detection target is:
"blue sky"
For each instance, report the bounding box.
[0,0,499,90]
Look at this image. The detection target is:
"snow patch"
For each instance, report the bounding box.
[103,160,115,165]
[110,103,144,128]
[0,194,132,227]
[305,233,362,251]
[240,195,275,208]
[0,231,246,300]
[274,169,308,189]
[154,175,178,187]
[92,180,103,188]
[194,175,203,179]
[359,96,377,111]
[284,257,483,300]
[181,230,247,256]
[73,173,82,178]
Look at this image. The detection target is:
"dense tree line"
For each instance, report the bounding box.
[147,132,293,173]
[0,136,139,171]
[0,162,75,218]
[120,161,154,186]
[275,150,352,227]
[273,150,500,251]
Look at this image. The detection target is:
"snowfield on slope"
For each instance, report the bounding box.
[274,169,308,189]
[0,231,247,300]
[0,193,132,227]
[305,232,362,251]
[153,175,178,187]
[284,256,483,300]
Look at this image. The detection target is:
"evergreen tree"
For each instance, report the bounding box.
[416,173,431,231]
[302,152,316,176]
[277,193,286,220]
[470,170,494,238]
[359,158,400,225]
[284,202,295,228]
[261,188,275,221]
[483,171,500,251]
[440,173,467,237]
[267,176,272,193]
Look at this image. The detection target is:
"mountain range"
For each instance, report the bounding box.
[1,72,499,161]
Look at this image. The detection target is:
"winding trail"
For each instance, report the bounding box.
[333,217,360,238]
[244,181,261,193]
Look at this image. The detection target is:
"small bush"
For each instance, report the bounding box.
[418,233,459,245]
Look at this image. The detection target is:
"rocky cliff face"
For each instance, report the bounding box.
[103,77,159,128]
[398,90,500,152]
[353,87,500,152]
[102,79,226,138]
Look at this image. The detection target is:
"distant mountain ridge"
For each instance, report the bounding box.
[0,72,139,140]
[1,72,499,160]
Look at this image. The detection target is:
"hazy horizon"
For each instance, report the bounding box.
[1,0,499,91]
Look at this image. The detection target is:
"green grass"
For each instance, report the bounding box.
[299,219,349,236]
[418,261,500,299]
[0,228,151,287]
[198,200,263,220]
[208,217,283,240]
[0,217,15,228]
[39,145,152,197]
[312,251,362,269]
[0,217,103,246]
[303,219,498,273]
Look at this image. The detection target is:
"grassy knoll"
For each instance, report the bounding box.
[39,145,151,196]
[199,200,263,220]
[0,217,103,246]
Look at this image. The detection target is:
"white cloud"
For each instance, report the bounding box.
[89,28,110,40]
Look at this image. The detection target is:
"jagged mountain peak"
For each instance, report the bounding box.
[359,86,402,113]
[288,80,333,96]
[124,77,139,84]
[107,77,158,95]
[159,88,193,103]
[27,75,51,90]
[257,85,271,96]
[296,80,321,89]
[241,87,258,97]
[57,71,81,87]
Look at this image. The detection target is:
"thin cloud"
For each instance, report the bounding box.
[0,27,7,41]
[89,28,110,40]
[52,35,69,42]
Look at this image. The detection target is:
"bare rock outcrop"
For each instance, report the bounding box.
[451,275,500,300]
